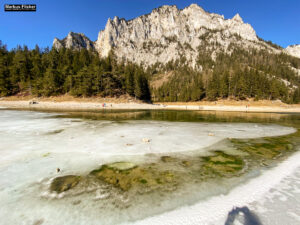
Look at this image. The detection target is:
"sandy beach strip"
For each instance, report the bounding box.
[1,100,300,113]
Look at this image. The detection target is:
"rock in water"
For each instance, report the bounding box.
[50,175,81,193]
[161,156,175,162]
[142,138,151,143]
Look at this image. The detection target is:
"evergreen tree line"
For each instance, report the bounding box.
[1,40,300,104]
[0,41,150,100]
[152,44,300,103]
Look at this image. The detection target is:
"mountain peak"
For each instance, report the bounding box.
[113,16,120,24]
[153,5,178,12]
[183,3,206,15]
[53,38,63,50]
[53,32,95,51]
[187,3,204,10]
[286,45,300,58]
[94,3,258,65]
[232,13,243,22]
[53,4,262,68]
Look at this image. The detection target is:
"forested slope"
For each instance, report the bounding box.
[1,40,300,103]
[0,42,150,101]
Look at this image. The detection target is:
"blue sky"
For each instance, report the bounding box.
[0,0,299,49]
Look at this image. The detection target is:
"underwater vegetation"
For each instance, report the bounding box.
[49,129,300,198]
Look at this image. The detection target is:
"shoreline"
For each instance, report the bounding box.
[1,99,300,113]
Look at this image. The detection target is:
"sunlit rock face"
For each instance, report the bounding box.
[53,32,95,51]
[51,4,300,68]
[286,45,300,58]
[52,4,270,68]
[94,4,259,68]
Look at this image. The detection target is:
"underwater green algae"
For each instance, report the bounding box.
[230,129,300,166]
[90,162,178,192]
[201,151,244,176]
[44,110,300,212]
[49,129,300,195]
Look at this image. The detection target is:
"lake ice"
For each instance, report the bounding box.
[0,109,299,225]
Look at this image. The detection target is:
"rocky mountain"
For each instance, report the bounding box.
[52,4,297,69]
[286,45,300,59]
[53,32,94,51]
[94,4,261,68]
[2,3,300,103]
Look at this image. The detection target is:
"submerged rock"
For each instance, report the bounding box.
[181,160,192,167]
[161,156,175,162]
[33,219,44,225]
[42,152,50,157]
[47,129,64,135]
[72,200,81,205]
[142,138,151,143]
[50,175,81,193]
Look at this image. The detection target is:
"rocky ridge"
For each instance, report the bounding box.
[53,32,94,51]
[286,45,300,59]
[52,4,297,67]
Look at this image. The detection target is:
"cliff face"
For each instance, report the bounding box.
[52,4,298,68]
[286,45,300,58]
[94,4,259,67]
[53,32,94,51]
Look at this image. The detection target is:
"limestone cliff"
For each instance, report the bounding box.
[52,4,298,68]
[94,4,259,67]
[53,32,94,51]
[286,45,300,58]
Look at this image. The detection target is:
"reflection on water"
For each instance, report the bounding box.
[48,109,297,125]
[10,106,300,125]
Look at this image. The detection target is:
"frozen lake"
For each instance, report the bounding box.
[0,109,300,225]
